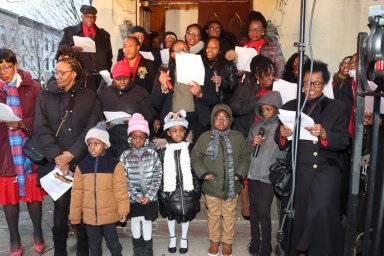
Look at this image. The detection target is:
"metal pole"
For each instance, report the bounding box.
[343,32,367,256]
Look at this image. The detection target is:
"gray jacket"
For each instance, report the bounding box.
[247,91,287,183]
[120,143,162,203]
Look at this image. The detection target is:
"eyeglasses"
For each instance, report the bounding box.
[340,62,349,67]
[186,31,201,37]
[249,28,264,33]
[54,69,72,78]
[303,81,324,88]
[214,115,230,121]
[115,76,129,82]
[208,27,222,32]
[0,64,14,73]
[173,47,190,53]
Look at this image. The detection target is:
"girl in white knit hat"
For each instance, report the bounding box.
[154,110,201,254]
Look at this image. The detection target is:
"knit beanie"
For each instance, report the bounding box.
[127,113,149,136]
[85,122,111,148]
[112,61,130,79]
[163,110,189,130]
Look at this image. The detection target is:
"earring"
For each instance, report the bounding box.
[127,137,131,144]
[144,138,149,146]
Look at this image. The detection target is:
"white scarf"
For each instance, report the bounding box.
[163,141,194,192]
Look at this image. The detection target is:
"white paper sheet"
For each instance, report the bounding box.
[364,80,384,114]
[0,103,21,122]
[278,109,318,141]
[73,36,96,53]
[104,111,131,125]
[140,51,154,61]
[99,70,113,86]
[273,79,297,104]
[235,46,257,72]
[175,53,205,85]
[160,49,170,65]
[40,168,73,201]
[323,80,334,99]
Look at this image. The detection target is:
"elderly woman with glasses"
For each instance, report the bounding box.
[152,40,219,142]
[243,11,286,79]
[99,61,155,157]
[276,60,349,256]
[0,49,46,256]
[34,56,103,255]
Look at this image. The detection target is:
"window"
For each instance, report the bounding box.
[0,26,5,41]
[29,36,32,46]
[10,29,16,41]
[52,41,55,52]
[22,55,26,67]
[45,38,48,51]
[45,58,49,70]
[20,32,25,45]
[52,59,55,69]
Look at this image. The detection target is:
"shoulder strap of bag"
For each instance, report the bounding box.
[55,93,76,137]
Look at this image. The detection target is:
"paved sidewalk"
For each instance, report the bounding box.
[0,197,281,256]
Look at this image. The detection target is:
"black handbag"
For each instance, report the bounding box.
[269,154,292,197]
[22,136,48,165]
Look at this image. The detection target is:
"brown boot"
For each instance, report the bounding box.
[221,242,232,256]
[208,241,220,256]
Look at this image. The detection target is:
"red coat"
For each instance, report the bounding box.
[0,70,41,176]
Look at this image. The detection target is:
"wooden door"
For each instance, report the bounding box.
[198,0,252,40]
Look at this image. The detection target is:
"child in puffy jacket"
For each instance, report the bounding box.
[154,110,201,254]
[120,113,162,256]
[70,122,129,256]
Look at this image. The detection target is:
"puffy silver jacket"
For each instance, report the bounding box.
[120,143,162,203]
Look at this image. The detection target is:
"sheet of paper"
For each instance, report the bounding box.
[104,111,131,125]
[235,46,257,72]
[99,70,113,86]
[160,49,170,65]
[140,51,154,61]
[40,168,73,201]
[364,80,384,114]
[175,53,205,85]
[273,79,297,104]
[278,109,318,141]
[323,80,334,99]
[73,36,96,53]
[0,103,21,122]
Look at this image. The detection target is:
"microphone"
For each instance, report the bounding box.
[159,66,173,91]
[252,127,265,158]
[213,69,219,95]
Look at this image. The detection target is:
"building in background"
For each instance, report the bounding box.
[0,7,61,84]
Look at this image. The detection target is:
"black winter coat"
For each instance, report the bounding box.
[158,146,201,223]
[58,23,112,73]
[276,95,349,256]
[100,83,156,157]
[34,77,103,174]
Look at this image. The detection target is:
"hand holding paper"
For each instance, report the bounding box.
[40,168,73,201]
[73,36,96,53]
[278,109,317,141]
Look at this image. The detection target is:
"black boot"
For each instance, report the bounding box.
[132,236,144,256]
[143,239,153,256]
[52,227,68,256]
[76,223,89,256]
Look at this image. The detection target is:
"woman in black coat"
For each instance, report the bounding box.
[100,61,155,157]
[276,61,349,256]
[34,57,102,256]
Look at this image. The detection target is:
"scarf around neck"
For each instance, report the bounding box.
[206,129,236,200]
[163,141,194,192]
[1,74,32,196]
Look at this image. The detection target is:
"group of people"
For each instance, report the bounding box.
[0,3,378,256]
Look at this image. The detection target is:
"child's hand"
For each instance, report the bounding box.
[140,196,150,205]
[120,215,127,223]
[280,125,293,138]
[205,174,215,181]
[252,135,264,146]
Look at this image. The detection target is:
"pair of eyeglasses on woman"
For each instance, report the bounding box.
[54,69,72,78]
[186,31,201,37]
[173,47,190,54]
[303,81,324,88]
[208,27,222,32]
[0,64,14,73]
[214,115,230,121]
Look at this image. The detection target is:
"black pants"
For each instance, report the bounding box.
[53,189,89,256]
[86,223,122,256]
[248,179,274,255]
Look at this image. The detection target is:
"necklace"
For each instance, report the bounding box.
[207,59,217,70]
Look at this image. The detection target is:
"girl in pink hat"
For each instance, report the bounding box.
[120,113,162,256]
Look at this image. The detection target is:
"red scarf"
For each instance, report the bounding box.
[349,79,357,137]
[245,38,266,53]
[123,55,141,81]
